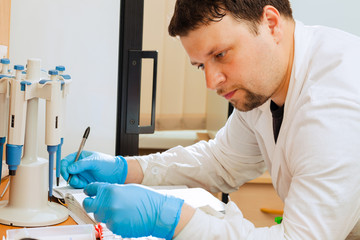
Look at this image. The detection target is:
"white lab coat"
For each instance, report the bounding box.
[135,21,360,239]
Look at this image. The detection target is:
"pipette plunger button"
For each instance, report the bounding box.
[56,65,65,72]
[0,58,10,64]
[48,70,58,75]
[14,65,25,70]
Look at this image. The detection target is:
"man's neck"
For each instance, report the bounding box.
[271,19,295,107]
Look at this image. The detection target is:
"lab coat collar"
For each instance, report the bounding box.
[271,20,309,188]
[254,21,307,186]
[284,20,309,118]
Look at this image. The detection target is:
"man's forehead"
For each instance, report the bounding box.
[180,15,245,46]
[181,31,226,65]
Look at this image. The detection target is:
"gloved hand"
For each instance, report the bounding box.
[83,182,184,240]
[60,151,128,189]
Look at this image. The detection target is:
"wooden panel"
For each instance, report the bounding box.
[229,183,284,227]
[212,183,284,227]
[0,0,11,55]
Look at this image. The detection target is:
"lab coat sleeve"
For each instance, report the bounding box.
[174,96,360,240]
[174,201,284,240]
[279,96,360,239]
[134,110,266,193]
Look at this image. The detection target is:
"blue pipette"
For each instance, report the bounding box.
[0,137,5,179]
[47,145,58,200]
[56,138,63,186]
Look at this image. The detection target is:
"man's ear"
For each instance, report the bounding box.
[262,5,282,43]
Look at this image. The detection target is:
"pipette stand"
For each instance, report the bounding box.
[0,58,69,226]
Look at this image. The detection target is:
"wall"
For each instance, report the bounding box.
[9,0,120,157]
[291,0,360,36]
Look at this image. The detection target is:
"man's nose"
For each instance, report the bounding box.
[204,66,225,90]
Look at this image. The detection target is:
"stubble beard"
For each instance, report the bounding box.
[230,89,269,112]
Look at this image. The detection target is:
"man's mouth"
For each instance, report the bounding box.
[223,90,236,100]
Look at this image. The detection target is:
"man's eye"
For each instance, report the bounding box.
[197,64,204,70]
[216,51,226,58]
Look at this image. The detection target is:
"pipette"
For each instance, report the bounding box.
[45,69,62,199]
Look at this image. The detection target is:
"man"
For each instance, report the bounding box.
[61,0,360,239]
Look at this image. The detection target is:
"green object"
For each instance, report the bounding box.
[275,216,283,224]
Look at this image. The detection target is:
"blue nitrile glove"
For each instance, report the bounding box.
[83,182,184,240]
[60,151,128,189]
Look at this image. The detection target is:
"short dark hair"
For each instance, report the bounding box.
[168,0,293,37]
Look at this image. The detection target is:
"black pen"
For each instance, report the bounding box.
[67,126,90,185]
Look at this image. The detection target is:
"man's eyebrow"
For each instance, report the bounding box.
[190,47,218,66]
[206,47,217,57]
